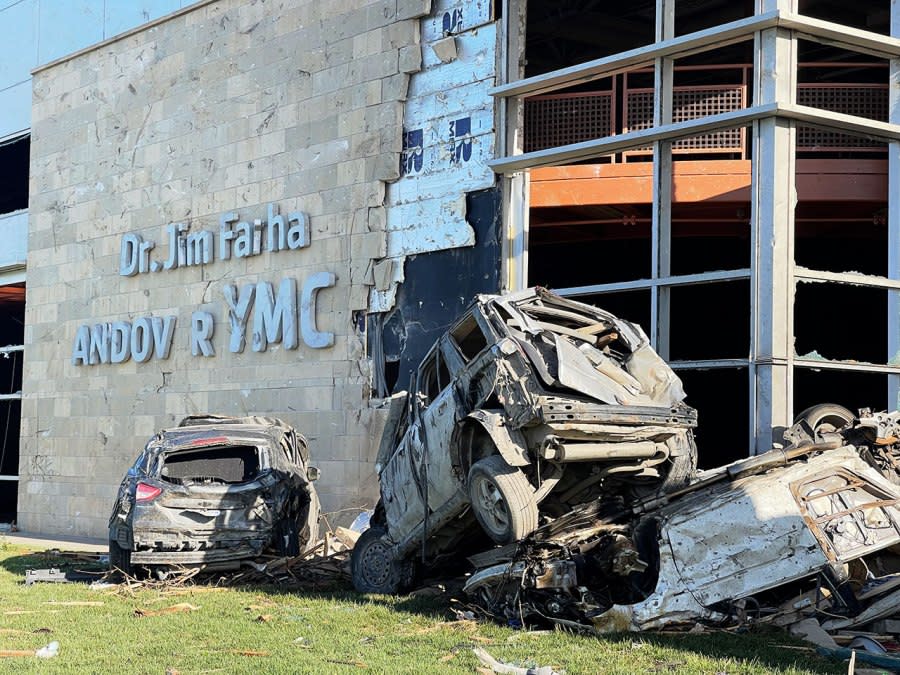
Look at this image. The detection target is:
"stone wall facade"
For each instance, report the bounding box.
[22,0,433,537]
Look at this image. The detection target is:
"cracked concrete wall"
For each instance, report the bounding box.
[21,0,431,538]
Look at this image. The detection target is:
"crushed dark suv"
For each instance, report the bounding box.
[109,415,320,575]
[352,288,697,593]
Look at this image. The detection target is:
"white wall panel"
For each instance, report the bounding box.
[0,210,28,270]
[0,82,32,139]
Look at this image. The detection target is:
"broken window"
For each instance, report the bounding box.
[0,135,28,216]
[418,350,451,403]
[0,282,24,522]
[160,446,261,485]
[506,1,899,460]
[798,0,889,34]
[450,314,489,362]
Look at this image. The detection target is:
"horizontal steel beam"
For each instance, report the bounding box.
[781,14,900,60]
[491,11,900,101]
[490,105,777,172]
[794,358,900,373]
[795,268,900,290]
[490,101,900,173]
[490,12,780,99]
[0,268,25,285]
[670,359,751,370]
[0,393,22,401]
[0,345,23,356]
[555,269,751,297]
[779,103,900,143]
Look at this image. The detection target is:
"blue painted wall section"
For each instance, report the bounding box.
[371,186,501,395]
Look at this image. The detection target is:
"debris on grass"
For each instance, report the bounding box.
[325,658,367,668]
[0,641,59,659]
[25,567,104,585]
[134,603,200,617]
[472,646,560,675]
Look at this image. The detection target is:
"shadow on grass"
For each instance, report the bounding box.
[598,628,844,674]
[0,548,106,577]
[0,547,845,673]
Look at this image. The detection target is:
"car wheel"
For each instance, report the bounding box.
[350,526,413,594]
[467,455,538,544]
[108,540,132,576]
[794,403,855,435]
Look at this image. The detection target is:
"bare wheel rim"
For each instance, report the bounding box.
[361,538,392,586]
[473,475,510,535]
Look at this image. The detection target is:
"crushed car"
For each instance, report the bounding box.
[108,415,320,576]
[352,287,698,593]
[463,407,900,633]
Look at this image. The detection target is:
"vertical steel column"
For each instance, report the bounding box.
[751,0,797,452]
[500,0,529,292]
[652,0,675,356]
[889,0,900,409]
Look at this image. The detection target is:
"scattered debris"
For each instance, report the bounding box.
[25,568,104,585]
[35,642,59,659]
[788,619,837,649]
[0,641,58,659]
[473,646,560,675]
[134,603,200,617]
[461,408,900,655]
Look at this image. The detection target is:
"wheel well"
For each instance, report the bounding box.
[455,420,498,478]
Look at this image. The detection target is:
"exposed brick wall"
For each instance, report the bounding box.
[22,0,432,537]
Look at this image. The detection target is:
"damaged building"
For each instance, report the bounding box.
[2,0,900,539]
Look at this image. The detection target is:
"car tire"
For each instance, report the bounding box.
[794,403,855,434]
[350,525,413,594]
[108,540,132,576]
[658,432,697,493]
[467,455,539,544]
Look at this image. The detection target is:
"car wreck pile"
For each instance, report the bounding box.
[464,408,900,637]
[352,288,900,642]
[105,287,900,646]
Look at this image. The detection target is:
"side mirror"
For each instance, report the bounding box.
[306,466,320,482]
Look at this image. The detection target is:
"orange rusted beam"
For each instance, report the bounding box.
[530,159,888,207]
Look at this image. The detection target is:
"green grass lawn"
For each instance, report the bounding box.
[0,541,847,674]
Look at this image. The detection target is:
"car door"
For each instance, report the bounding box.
[419,337,467,509]
[379,343,463,540]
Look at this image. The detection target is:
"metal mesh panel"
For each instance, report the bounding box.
[524,93,613,152]
[797,85,887,151]
[626,87,744,155]
[521,79,888,158]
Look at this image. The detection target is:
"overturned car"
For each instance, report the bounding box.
[109,415,320,575]
[463,408,900,632]
[353,288,698,593]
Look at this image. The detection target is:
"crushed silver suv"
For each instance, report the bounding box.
[109,415,320,576]
[352,288,697,593]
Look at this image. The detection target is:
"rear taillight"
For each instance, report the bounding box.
[135,482,162,502]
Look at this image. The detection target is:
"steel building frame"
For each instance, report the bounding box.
[495,0,900,453]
